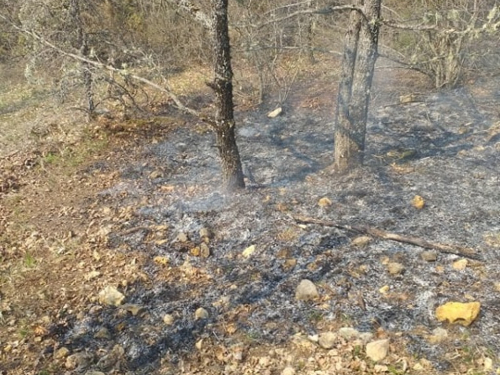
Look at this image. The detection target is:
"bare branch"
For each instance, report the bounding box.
[254,5,363,29]
[163,0,213,30]
[0,13,213,124]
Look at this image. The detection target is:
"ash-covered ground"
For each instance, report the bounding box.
[57,75,500,374]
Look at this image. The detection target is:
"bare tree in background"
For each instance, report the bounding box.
[334,0,381,172]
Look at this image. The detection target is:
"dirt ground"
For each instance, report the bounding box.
[1,62,500,375]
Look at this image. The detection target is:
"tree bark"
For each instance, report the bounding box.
[211,0,245,191]
[334,0,381,171]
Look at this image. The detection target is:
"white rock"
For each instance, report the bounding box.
[366,339,390,362]
[163,314,174,325]
[295,279,319,301]
[268,107,283,118]
[98,286,125,306]
[281,366,295,375]
[318,332,337,349]
[195,307,209,320]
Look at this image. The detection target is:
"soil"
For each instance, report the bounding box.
[1,66,500,375]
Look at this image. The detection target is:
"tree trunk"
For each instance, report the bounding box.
[334,0,381,172]
[211,0,245,191]
[69,0,94,121]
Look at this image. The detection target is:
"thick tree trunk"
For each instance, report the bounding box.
[334,0,381,172]
[211,0,245,191]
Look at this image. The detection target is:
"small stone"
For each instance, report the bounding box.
[94,327,111,340]
[65,352,93,370]
[295,279,319,301]
[55,347,70,359]
[307,334,319,342]
[163,314,174,325]
[283,258,297,271]
[120,304,145,316]
[338,327,360,340]
[98,286,125,306]
[374,364,388,372]
[318,332,337,349]
[484,357,493,371]
[379,285,390,294]
[281,367,295,375]
[85,371,106,375]
[195,307,209,320]
[366,339,390,362]
[199,227,211,238]
[200,242,210,258]
[196,339,203,350]
[387,262,405,275]
[411,195,425,209]
[351,236,372,247]
[259,356,270,366]
[420,251,437,261]
[176,232,188,243]
[149,170,163,179]
[428,327,448,344]
[452,259,468,270]
[268,107,283,118]
[413,363,424,371]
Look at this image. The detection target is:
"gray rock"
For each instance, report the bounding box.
[65,352,93,370]
[295,279,319,301]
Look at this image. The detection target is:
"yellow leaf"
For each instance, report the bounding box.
[435,301,480,326]
[242,245,256,258]
[154,256,169,265]
[412,195,425,209]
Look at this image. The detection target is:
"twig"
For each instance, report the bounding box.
[293,214,482,260]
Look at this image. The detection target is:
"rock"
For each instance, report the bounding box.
[318,332,337,349]
[199,227,211,238]
[351,236,372,247]
[267,107,283,118]
[55,347,70,359]
[242,245,256,258]
[65,352,93,370]
[98,286,125,306]
[365,339,390,362]
[484,357,493,371]
[318,197,332,207]
[295,279,319,301]
[120,304,145,316]
[428,327,448,344]
[200,242,210,257]
[420,251,437,261]
[338,327,360,340]
[85,371,106,375]
[452,259,468,270]
[379,285,390,294]
[281,367,295,375]
[195,307,209,320]
[435,301,480,326]
[163,314,174,325]
[374,364,388,372]
[176,232,188,243]
[94,327,111,339]
[387,262,405,275]
[411,195,425,209]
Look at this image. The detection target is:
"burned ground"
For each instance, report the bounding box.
[1,71,500,374]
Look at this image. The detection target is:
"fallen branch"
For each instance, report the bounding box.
[293,214,482,260]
